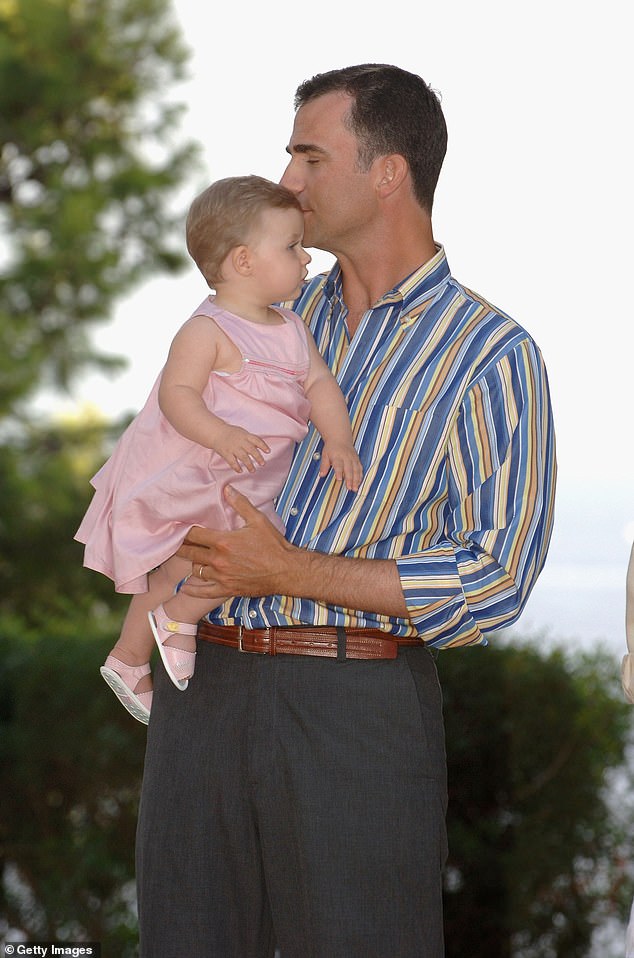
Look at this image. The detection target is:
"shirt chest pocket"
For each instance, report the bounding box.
[358,402,451,478]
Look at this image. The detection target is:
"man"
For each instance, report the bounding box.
[136,64,556,958]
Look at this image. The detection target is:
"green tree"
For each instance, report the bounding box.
[438,641,634,958]
[0,417,140,952]
[0,0,201,417]
[0,412,129,626]
[0,622,147,955]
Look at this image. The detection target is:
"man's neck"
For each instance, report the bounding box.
[337,228,438,336]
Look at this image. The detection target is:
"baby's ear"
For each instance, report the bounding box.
[231,244,253,276]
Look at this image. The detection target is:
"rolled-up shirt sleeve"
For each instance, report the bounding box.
[396,337,557,647]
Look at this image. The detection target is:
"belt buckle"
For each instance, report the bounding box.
[238,623,269,655]
[238,624,269,654]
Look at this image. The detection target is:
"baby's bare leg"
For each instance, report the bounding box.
[111,556,218,667]
[161,556,229,621]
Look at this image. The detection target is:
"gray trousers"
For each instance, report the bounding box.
[136,639,448,958]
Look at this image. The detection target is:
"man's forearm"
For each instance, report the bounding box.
[283,548,410,619]
[178,496,410,620]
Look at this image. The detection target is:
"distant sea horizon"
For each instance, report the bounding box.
[506,473,633,660]
[505,559,627,657]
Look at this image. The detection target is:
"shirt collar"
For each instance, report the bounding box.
[322,245,451,324]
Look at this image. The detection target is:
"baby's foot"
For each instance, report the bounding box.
[100,656,153,724]
[148,604,197,691]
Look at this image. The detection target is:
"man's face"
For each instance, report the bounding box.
[280,91,378,255]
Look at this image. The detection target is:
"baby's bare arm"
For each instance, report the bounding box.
[303,333,362,491]
[159,316,269,472]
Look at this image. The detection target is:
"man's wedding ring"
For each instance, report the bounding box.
[198,564,205,579]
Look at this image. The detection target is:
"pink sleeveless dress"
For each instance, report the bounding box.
[75,299,312,593]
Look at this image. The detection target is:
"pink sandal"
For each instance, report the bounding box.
[148,605,197,691]
[100,655,152,725]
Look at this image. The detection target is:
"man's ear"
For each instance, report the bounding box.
[231,244,252,276]
[375,154,408,198]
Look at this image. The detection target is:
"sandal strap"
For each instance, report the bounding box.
[152,605,199,637]
[136,689,154,708]
[104,655,151,682]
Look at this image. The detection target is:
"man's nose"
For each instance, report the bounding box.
[280,160,302,194]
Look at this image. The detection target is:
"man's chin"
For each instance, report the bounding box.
[302,234,329,254]
[300,216,318,250]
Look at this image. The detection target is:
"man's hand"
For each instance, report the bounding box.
[178,485,409,618]
[177,485,300,600]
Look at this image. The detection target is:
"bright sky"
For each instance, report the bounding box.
[59,0,633,649]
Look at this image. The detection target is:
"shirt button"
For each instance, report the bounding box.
[290,507,299,516]
[248,610,257,618]
[313,452,321,461]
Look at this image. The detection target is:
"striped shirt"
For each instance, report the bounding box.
[208,246,557,648]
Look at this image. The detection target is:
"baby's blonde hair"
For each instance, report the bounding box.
[186,175,302,287]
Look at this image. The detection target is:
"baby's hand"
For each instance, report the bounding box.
[212,423,270,473]
[319,441,363,492]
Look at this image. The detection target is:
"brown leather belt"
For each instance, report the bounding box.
[197,620,420,660]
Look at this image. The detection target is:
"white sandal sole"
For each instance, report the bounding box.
[100,665,151,725]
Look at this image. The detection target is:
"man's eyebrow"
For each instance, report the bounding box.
[285,143,328,156]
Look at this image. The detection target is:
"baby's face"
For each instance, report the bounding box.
[247,206,311,304]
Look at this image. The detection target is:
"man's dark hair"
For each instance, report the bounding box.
[295,64,448,212]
